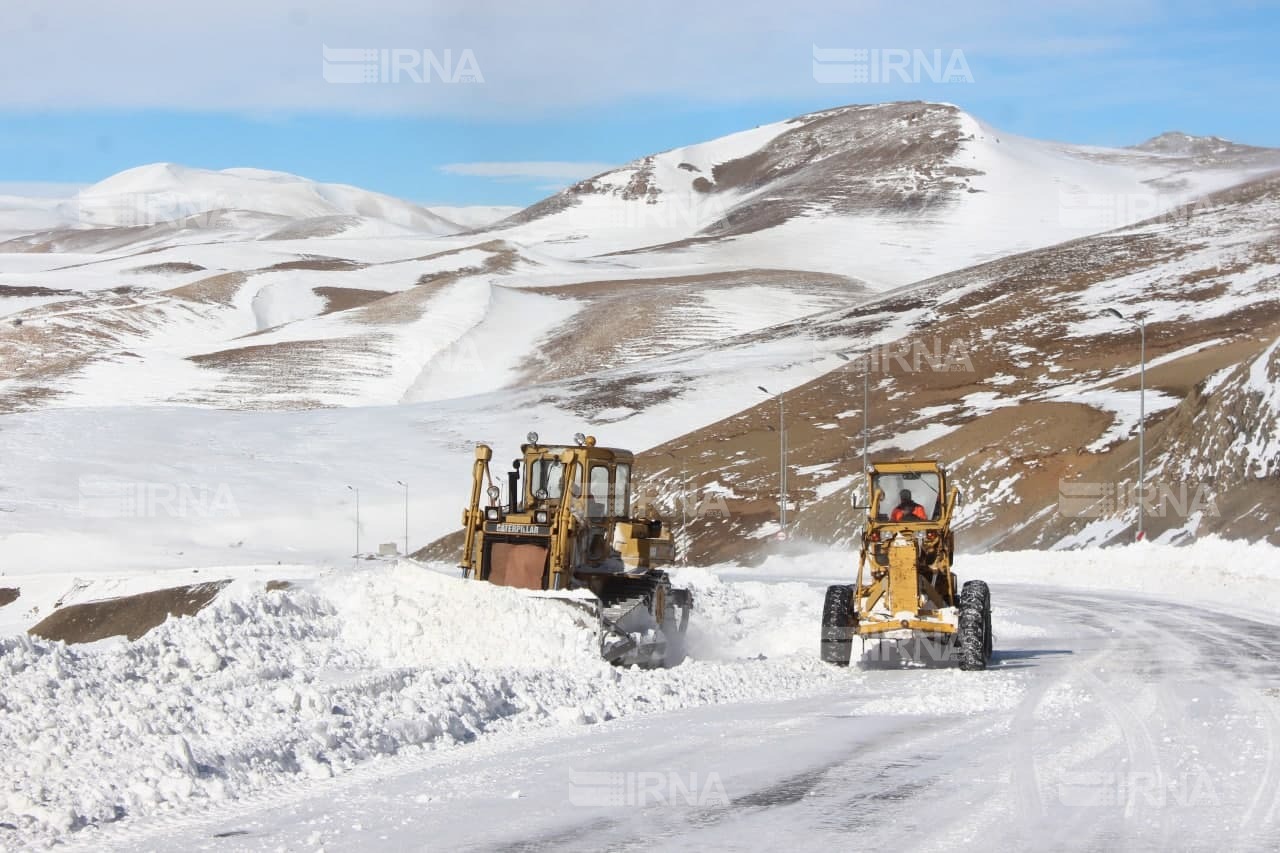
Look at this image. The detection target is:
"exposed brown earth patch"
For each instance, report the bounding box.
[129,261,207,275]
[184,338,382,408]
[0,284,75,298]
[164,271,249,304]
[416,530,464,563]
[267,257,367,272]
[28,582,229,644]
[0,588,18,608]
[405,239,516,264]
[260,216,359,241]
[314,286,392,314]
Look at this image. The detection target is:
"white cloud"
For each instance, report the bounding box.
[0,0,1237,117]
[0,182,86,199]
[440,161,615,181]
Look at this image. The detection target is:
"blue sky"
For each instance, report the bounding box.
[1,0,1277,207]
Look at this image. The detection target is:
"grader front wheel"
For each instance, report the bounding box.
[820,585,856,666]
[957,580,992,671]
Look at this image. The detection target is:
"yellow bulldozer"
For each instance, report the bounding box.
[460,432,692,667]
[820,460,992,670]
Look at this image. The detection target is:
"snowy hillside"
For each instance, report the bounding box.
[484,103,1280,287]
[425,204,521,229]
[0,165,460,254]
[0,101,1277,574]
[605,170,1280,559]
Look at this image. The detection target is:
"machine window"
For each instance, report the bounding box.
[873,471,942,521]
[588,465,610,518]
[613,464,631,515]
[530,459,565,500]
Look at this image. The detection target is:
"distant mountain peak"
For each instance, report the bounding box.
[1130,131,1264,156]
[69,163,461,235]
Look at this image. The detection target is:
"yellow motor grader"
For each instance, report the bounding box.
[820,460,992,670]
[460,432,692,667]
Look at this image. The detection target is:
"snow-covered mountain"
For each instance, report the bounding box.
[76,163,460,230]
[426,204,521,229]
[0,101,1277,572]
[1130,130,1280,163]
[0,164,462,253]
[483,102,1280,287]
[615,169,1280,559]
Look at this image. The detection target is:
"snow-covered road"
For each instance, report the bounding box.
[66,584,1280,853]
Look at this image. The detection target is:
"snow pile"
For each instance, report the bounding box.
[5,539,1276,845]
[0,563,838,846]
[672,567,821,661]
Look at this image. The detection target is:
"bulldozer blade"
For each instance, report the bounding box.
[517,588,680,668]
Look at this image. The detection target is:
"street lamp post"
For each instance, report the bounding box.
[346,485,360,558]
[834,348,875,473]
[757,385,787,537]
[834,352,870,474]
[862,356,870,475]
[395,480,409,557]
[1103,308,1147,541]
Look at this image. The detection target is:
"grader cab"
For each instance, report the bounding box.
[820,460,992,670]
[460,432,692,667]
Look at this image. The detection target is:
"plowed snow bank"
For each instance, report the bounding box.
[0,562,834,845]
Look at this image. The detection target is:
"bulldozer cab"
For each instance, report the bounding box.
[461,434,672,593]
[525,447,632,522]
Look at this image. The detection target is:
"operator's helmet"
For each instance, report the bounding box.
[899,489,913,504]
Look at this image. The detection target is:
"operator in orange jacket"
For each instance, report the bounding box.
[890,489,928,522]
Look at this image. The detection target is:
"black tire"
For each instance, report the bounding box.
[958,580,991,671]
[820,585,856,666]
